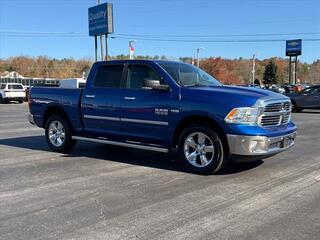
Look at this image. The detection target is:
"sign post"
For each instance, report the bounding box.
[286,39,302,85]
[88,2,114,61]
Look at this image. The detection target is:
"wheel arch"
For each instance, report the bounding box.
[43,106,74,132]
[172,115,229,154]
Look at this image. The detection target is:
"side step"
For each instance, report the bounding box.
[72,136,169,153]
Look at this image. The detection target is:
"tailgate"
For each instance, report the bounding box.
[5,90,25,98]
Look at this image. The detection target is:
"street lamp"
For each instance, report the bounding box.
[196,47,205,67]
[251,53,259,85]
[129,40,137,60]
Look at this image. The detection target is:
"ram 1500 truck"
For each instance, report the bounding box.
[28,60,297,174]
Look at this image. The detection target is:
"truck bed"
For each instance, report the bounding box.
[29,87,83,131]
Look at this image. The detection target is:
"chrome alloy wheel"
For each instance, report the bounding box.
[183,132,215,168]
[48,120,65,147]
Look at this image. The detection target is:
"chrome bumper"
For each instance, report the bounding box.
[27,113,35,125]
[227,131,297,156]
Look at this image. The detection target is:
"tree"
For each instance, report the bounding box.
[263,61,278,85]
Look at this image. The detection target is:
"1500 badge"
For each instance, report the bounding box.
[155,108,168,116]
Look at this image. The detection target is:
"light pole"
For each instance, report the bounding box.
[129,40,137,60]
[196,47,205,67]
[252,54,256,85]
[251,53,259,85]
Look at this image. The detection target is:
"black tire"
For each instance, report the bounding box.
[45,115,76,152]
[18,99,24,103]
[0,95,3,104]
[292,102,302,113]
[177,124,228,174]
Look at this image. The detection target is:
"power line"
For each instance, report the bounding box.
[2,30,320,38]
[114,32,320,38]
[110,36,320,43]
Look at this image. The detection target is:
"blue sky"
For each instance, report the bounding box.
[0,0,319,63]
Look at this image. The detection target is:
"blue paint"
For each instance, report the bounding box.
[29,60,297,152]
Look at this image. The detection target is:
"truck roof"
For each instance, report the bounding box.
[94,59,184,65]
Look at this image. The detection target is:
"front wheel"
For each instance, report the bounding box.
[178,124,228,174]
[292,102,302,113]
[45,115,76,152]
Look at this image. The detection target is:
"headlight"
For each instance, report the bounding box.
[225,107,261,125]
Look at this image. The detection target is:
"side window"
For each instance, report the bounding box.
[126,65,162,89]
[0,84,6,89]
[93,65,124,88]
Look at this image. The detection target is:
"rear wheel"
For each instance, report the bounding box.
[45,115,76,152]
[18,98,23,103]
[178,124,228,174]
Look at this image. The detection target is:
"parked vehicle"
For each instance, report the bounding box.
[59,78,86,89]
[0,83,25,103]
[287,85,320,112]
[266,85,286,94]
[28,60,297,174]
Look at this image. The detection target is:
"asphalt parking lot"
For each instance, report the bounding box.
[1,103,320,240]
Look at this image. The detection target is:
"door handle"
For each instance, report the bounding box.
[124,96,136,100]
[85,94,95,98]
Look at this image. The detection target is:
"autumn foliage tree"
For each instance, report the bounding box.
[0,55,319,84]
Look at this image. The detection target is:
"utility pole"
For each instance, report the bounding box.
[251,54,256,85]
[196,47,205,67]
[97,0,104,61]
[129,40,137,60]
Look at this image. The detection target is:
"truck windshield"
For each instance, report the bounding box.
[158,62,222,87]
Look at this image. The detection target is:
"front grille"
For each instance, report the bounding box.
[259,101,292,127]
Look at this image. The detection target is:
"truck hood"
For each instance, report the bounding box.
[182,85,289,108]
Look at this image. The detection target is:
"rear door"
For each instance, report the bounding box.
[118,63,177,145]
[81,63,126,137]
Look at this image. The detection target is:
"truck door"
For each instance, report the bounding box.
[300,87,319,108]
[118,64,177,145]
[81,63,126,137]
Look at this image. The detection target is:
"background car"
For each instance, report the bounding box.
[0,83,25,104]
[287,85,320,112]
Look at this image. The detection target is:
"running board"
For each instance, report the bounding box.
[72,136,169,153]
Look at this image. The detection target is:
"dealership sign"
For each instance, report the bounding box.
[286,39,302,56]
[88,3,113,36]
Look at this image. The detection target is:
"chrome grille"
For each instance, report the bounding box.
[259,101,292,127]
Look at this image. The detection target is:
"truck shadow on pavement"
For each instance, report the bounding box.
[0,135,263,175]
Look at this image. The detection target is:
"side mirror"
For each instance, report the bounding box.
[144,79,170,91]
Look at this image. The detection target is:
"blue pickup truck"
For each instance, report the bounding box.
[28,60,297,174]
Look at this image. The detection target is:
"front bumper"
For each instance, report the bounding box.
[227,131,297,157]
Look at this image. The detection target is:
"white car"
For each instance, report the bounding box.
[0,83,25,104]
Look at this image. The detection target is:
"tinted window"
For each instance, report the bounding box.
[126,65,162,89]
[302,87,319,94]
[93,65,124,88]
[159,62,221,87]
[0,84,5,89]
[8,84,23,90]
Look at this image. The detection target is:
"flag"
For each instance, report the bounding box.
[130,45,135,55]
